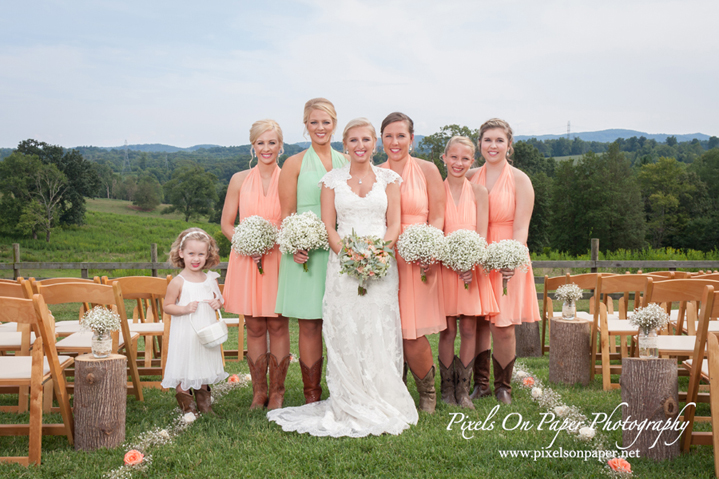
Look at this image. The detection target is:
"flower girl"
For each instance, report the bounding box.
[162,228,228,415]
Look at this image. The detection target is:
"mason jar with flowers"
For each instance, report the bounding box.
[629,303,670,358]
[81,306,121,358]
[554,283,583,320]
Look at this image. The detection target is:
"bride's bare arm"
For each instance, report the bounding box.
[320,185,342,254]
[384,182,401,248]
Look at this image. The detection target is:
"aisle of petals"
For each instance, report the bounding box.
[512,362,632,477]
[105,374,250,479]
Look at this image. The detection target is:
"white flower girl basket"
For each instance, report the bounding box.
[189,304,228,349]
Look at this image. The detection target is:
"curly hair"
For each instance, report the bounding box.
[168,228,220,269]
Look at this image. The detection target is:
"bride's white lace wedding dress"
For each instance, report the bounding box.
[267,163,418,437]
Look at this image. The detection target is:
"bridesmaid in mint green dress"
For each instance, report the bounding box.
[276,98,347,404]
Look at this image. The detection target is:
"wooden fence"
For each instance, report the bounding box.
[4,240,719,299]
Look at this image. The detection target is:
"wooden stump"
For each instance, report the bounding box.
[74,354,127,451]
[620,357,680,461]
[549,318,591,386]
[515,321,542,357]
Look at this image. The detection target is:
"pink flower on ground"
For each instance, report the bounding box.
[228,374,240,383]
[124,450,144,466]
[522,377,535,387]
[607,458,631,473]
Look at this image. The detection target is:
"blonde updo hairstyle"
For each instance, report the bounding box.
[249,119,284,157]
[342,118,377,158]
[303,98,338,135]
[443,135,476,157]
[478,118,514,161]
[169,227,220,269]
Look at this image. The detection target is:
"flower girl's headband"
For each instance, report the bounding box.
[180,230,211,249]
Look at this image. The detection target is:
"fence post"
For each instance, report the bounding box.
[80,263,89,279]
[151,243,158,277]
[591,238,599,273]
[13,243,20,280]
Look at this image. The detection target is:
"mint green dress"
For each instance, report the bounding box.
[275,146,347,319]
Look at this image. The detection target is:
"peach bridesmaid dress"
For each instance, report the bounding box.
[471,162,540,326]
[381,157,446,339]
[223,165,282,317]
[441,178,499,317]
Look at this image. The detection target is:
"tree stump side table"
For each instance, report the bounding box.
[74,353,127,451]
[548,317,591,386]
[620,357,680,461]
[516,321,542,357]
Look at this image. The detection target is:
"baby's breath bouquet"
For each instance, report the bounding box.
[278,211,330,272]
[629,303,670,334]
[554,283,583,303]
[231,215,279,274]
[396,223,445,282]
[484,239,530,295]
[81,306,121,335]
[439,229,487,289]
[339,230,394,295]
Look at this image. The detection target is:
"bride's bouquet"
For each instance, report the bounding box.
[438,229,487,289]
[396,224,445,282]
[278,211,330,272]
[231,215,279,274]
[339,230,394,296]
[484,239,531,295]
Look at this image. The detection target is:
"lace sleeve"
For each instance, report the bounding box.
[318,165,351,190]
[373,166,403,188]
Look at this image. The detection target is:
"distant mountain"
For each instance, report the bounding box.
[515,129,711,143]
[102,143,222,153]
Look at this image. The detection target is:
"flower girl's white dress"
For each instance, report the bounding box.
[267,164,418,437]
[161,271,228,390]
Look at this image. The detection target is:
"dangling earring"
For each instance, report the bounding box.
[409,143,413,152]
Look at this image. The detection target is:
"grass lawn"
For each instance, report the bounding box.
[0,299,715,478]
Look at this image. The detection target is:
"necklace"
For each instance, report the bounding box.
[352,167,372,185]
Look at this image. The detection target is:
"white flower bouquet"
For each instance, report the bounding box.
[484,239,530,295]
[339,230,394,295]
[438,229,487,289]
[554,283,583,303]
[278,211,329,272]
[81,306,121,335]
[231,215,279,274]
[396,223,445,282]
[629,303,670,334]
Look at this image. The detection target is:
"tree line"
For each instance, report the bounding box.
[1,134,718,255]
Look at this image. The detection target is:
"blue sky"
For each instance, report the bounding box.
[1,0,717,147]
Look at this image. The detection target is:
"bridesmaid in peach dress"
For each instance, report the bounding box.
[468,118,540,405]
[379,112,446,414]
[437,136,499,409]
[221,119,289,410]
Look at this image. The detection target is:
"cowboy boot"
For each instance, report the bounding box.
[411,365,437,414]
[453,356,475,410]
[247,352,269,410]
[175,389,198,415]
[194,386,214,414]
[470,349,492,400]
[493,355,516,405]
[300,357,323,404]
[267,353,291,410]
[438,357,457,406]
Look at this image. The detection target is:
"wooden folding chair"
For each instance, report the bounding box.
[36,281,144,401]
[30,277,102,337]
[0,294,74,466]
[219,283,245,362]
[707,333,719,475]
[540,274,569,355]
[103,276,172,388]
[645,279,719,337]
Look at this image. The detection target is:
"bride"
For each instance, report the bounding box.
[267,118,418,436]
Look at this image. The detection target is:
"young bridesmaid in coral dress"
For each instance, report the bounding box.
[468,118,541,405]
[221,120,289,410]
[437,136,498,409]
[379,112,446,414]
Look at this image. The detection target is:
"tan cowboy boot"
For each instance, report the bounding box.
[439,357,457,406]
[175,389,198,415]
[194,386,214,414]
[453,356,475,410]
[247,352,269,410]
[267,353,291,410]
[493,355,516,405]
[300,357,323,404]
[411,365,437,414]
[470,349,492,400]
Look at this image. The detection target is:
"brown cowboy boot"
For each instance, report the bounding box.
[267,353,291,410]
[493,355,516,405]
[175,389,198,415]
[247,353,269,410]
[470,349,492,400]
[454,356,475,410]
[438,357,457,406]
[300,357,323,404]
[194,386,214,414]
[411,365,437,414]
